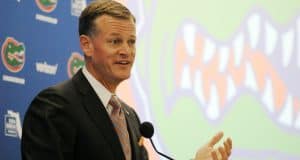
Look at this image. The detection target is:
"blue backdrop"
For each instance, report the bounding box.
[0,0,87,159]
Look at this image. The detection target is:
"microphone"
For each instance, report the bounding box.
[139,122,175,160]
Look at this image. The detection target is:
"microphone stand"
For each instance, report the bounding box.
[150,138,175,160]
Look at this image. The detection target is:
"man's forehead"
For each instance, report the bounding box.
[95,15,136,36]
[96,15,135,27]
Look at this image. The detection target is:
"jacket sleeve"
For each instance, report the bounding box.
[21,88,76,160]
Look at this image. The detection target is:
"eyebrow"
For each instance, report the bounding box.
[109,33,136,39]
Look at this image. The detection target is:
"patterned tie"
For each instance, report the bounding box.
[109,95,132,160]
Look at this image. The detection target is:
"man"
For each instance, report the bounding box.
[21,0,232,160]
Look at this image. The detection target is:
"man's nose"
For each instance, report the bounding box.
[119,43,132,57]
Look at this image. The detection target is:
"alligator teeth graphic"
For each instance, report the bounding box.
[264,21,278,55]
[173,12,300,131]
[1,37,25,73]
[245,61,258,91]
[262,77,274,113]
[218,46,230,72]
[278,94,293,126]
[203,38,216,63]
[233,33,244,66]
[194,70,205,105]
[247,13,261,49]
[183,24,197,57]
[226,75,236,101]
[67,52,85,78]
[7,52,24,62]
[281,29,295,68]
[206,84,220,120]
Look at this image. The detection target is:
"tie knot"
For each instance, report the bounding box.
[109,95,121,114]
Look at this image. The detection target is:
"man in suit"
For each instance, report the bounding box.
[21,0,232,160]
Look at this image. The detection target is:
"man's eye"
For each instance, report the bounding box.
[128,39,136,45]
[110,39,121,44]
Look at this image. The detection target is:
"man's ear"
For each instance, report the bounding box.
[79,35,93,57]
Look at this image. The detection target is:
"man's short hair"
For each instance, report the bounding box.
[79,0,136,36]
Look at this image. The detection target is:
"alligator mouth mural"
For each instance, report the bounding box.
[1,37,25,73]
[167,11,300,159]
[173,12,300,128]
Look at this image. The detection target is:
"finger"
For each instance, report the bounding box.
[225,138,233,156]
[218,147,228,160]
[211,150,218,160]
[227,138,232,149]
[223,140,231,156]
[209,131,224,147]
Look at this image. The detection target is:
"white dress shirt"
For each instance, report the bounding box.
[82,66,115,115]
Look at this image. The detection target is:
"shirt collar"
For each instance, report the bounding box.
[82,66,113,113]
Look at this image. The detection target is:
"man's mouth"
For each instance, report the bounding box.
[116,60,130,65]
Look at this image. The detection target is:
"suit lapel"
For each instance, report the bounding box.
[123,106,140,160]
[72,70,125,160]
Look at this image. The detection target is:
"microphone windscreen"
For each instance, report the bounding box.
[139,122,154,138]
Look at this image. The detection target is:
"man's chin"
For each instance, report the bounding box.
[121,74,131,81]
[116,74,131,82]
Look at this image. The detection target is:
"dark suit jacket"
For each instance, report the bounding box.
[21,70,148,160]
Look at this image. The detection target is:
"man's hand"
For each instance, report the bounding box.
[194,132,232,160]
